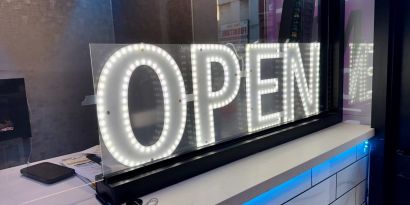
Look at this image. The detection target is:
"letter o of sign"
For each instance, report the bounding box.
[96,44,187,167]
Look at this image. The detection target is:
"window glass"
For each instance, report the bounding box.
[0,1,330,203]
[92,0,323,175]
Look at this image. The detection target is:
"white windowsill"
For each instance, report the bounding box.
[140,123,375,205]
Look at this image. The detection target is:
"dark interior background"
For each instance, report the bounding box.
[0,0,218,168]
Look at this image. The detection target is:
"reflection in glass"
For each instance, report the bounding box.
[215,0,319,43]
[343,0,374,125]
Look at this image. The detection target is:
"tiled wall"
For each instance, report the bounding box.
[244,141,369,205]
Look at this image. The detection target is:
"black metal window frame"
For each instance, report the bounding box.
[96,0,345,204]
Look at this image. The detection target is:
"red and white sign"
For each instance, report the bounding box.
[218,20,249,44]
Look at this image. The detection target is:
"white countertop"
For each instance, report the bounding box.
[0,152,100,205]
[0,123,374,205]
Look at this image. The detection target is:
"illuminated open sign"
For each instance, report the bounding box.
[96,43,320,167]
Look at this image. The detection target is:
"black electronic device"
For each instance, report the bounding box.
[86,153,101,165]
[20,162,75,184]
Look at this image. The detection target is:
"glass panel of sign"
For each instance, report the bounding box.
[90,42,322,175]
